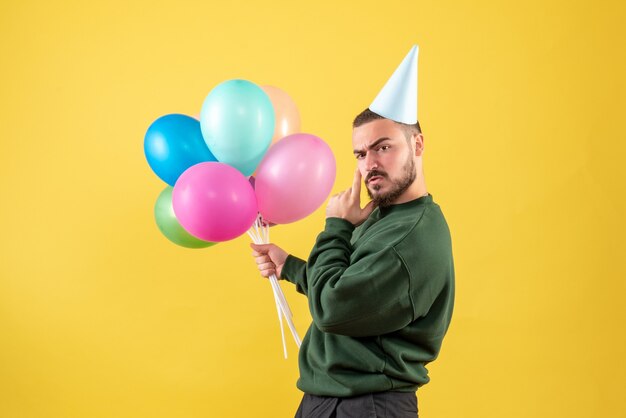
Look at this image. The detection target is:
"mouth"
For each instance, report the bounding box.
[367,176,384,185]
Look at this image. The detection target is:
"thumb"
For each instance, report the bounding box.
[250,243,272,254]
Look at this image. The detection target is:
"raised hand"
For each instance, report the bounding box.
[325,168,375,226]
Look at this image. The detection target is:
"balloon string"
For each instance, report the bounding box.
[271,272,301,346]
[248,227,292,356]
[259,218,293,319]
[251,221,295,321]
[276,292,288,359]
[260,226,298,340]
[248,219,301,355]
[260,217,299,345]
[250,218,298,330]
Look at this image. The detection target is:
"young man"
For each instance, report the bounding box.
[252,46,454,417]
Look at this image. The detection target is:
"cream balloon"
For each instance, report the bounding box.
[261,86,301,144]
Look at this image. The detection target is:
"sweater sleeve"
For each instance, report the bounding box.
[305,217,414,337]
[280,254,308,295]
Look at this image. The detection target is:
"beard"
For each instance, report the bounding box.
[366,155,416,208]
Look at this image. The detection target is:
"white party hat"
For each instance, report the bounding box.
[369,45,418,124]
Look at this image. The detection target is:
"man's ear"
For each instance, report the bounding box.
[413,133,425,156]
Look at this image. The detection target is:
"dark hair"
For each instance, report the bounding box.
[352,108,422,138]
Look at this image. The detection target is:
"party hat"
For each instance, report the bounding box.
[369,45,418,124]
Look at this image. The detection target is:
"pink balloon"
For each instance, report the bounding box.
[255,133,336,224]
[172,162,258,242]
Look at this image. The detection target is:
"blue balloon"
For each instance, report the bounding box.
[144,114,217,186]
[200,79,275,176]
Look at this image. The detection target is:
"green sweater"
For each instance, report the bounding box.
[281,194,455,397]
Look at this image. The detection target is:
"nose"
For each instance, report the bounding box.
[364,151,379,171]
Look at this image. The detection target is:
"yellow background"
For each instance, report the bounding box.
[1,0,625,416]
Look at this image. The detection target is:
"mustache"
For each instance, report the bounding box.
[365,170,388,183]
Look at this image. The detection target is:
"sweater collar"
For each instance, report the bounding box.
[378,193,433,217]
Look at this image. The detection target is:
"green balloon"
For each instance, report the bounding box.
[154,186,216,249]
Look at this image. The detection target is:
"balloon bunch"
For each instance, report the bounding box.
[144,80,336,357]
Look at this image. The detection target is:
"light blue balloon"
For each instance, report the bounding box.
[144,114,217,186]
[200,80,275,176]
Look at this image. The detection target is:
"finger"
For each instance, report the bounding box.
[250,243,272,254]
[258,262,275,271]
[255,255,270,265]
[260,269,275,278]
[351,168,362,200]
[330,193,342,202]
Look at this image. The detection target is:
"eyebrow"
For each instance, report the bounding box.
[353,137,392,155]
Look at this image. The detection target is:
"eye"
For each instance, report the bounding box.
[378,145,390,152]
[355,153,365,160]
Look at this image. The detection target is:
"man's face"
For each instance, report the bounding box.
[352,119,417,207]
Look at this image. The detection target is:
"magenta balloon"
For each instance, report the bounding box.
[172,162,258,242]
[255,133,336,224]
